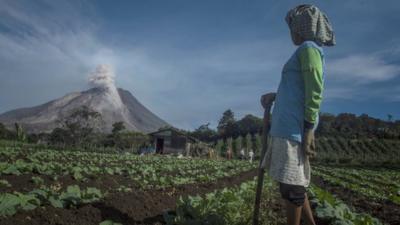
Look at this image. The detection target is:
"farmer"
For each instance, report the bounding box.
[240,148,245,160]
[226,146,233,160]
[208,147,215,159]
[248,150,254,163]
[261,5,335,225]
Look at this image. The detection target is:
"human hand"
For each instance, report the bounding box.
[260,93,276,109]
[302,128,316,158]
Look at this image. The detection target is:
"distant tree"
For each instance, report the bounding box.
[58,106,102,147]
[317,113,336,136]
[113,131,149,152]
[387,114,393,122]
[49,128,69,147]
[0,123,14,140]
[244,133,252,155]
[112,122,126,134]
[253,133,262,157]
[236,114,263,136]
[217,109,238,138]
[191,123,217,142]
[233,136,243,158]
[14,123,26,142]
[215,139,225,157]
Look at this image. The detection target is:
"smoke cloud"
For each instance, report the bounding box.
[88,64,123,109]
[88,64,116,91]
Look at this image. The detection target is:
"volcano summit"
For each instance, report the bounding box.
[0,65,168,133]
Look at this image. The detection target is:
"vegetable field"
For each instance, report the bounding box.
[313,166,400,225]
[0,140,399,225]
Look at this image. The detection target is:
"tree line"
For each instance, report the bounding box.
[189,110,400,142]
[0,107,398,153]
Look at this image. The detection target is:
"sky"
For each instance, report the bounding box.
[0,0,400,130]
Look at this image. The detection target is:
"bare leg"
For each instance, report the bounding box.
[285,200,302,225]
[302,194,316,225]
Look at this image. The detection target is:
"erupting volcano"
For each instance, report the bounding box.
[0,65,169,133]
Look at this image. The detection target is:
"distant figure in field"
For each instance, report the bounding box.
[208,148,215,159]
[240,148,245,160]
[260,4,335,225]
[249,150,254,163]
[226,147,232,160]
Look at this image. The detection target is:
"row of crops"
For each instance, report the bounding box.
[315,137,400,165]
[0,140,256,219]
[313,166,400,204]
[0,142,256,189]
[0,140,398,225]
[165,177,385,225]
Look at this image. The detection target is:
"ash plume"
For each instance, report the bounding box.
[88,64,116,91]
[88,64,123,108]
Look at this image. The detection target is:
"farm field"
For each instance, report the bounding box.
[0,140,397,225]
[312,166,400,225]
[315,137,400,166]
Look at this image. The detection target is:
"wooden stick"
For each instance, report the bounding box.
[252,104,273,225]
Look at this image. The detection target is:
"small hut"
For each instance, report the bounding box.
[148,128,197,154]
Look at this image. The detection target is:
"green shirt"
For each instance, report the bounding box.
[299,47,324,124]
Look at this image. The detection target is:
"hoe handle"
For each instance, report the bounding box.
[253,94,274,225]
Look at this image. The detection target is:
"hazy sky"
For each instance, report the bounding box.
[1,0,400,130]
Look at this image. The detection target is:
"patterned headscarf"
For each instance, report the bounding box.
[286,4,335,46]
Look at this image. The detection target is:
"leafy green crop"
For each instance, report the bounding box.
[0,192,40,216]
[165,177,282,225]
[309,185,383,225]
[0,185,103,217]
[99,220,123,225]
[31,176,44,185]
[0,179,11,188]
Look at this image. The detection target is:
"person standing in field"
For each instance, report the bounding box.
[240,148,245,160]
[261,5,335,225]
[226,146,233,160]
[249,150,254,163]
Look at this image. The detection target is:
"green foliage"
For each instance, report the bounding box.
[14,123,26,142]
[112,122,125,134]
[313,166,400,204]
[236,114,263,136]
[99,220,123,225]
[51,106,102,147]
[317,112,400,139]
[165,178,280,225]
[0,123,14,140]
[191,123,217,142]
[309,185,383,225]
[3,185,103,217]
[0,141,255,190]
[0,179,11,188]
[0,193,21,216]
[31,176,44,185]
[253,134,262,157]
[245,133,252,153]
[217,109,238,138]
[0,192,40,216]
[214,139,225,156]
[112,131,149,151]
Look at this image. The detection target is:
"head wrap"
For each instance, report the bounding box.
[285,4,335,46]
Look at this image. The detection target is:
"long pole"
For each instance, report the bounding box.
[252,97,274,225]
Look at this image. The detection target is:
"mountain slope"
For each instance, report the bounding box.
[0,87,168,133]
